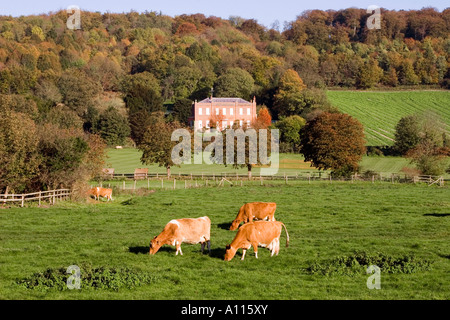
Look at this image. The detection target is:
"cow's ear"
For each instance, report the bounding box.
[153,236,157,239]
[225,244,231,250]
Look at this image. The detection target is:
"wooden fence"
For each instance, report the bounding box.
[94,172,446,190]
[0,189,71,207]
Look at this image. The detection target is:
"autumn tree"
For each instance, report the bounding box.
[0,109,40,193]
[274,69,306,117]
[300,112,366,176]
[252,106,272,128]
[139,115,184,178]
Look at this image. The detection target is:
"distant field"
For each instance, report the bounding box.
[105,148,427,177]
[327,90,450,146]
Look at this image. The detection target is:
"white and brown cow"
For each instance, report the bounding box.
[224,220,289,261]
[229,202,277,230]
[149,216,211,255]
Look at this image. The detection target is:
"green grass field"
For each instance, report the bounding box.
[105,148,445,178]
[327,90,450,146]
[1,182,449,299]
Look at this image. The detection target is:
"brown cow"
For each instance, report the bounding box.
[224,221,289,261]
[229,202,276,230]
[88,187,113,201]
[149,216,211,255]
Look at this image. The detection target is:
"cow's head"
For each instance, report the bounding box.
[149,236,162,255]
[229,219,241,231]
[224,244,236,261]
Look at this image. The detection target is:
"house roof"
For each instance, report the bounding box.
[197,97,252,104]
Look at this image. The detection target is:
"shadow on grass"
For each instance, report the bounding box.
[217,222,232,230]
[423,213,450,217]
[209,247,226,260]
[128,246,149,254]
[128,245,176,254]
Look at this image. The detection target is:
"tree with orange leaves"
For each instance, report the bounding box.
[252,106,272,129]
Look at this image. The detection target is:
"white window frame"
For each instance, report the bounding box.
[216,108,219,115]
[223,108,226,115]
[198,120,203,129]
[206,108,210,115]
[239,108,243,115]
[230,108,233,116]
[199,108,202,115]
[247,108,250,115]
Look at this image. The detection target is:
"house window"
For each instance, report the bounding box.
[239,120,243,127]
[198,120,203,129]
[230,108,233,116]
[206,108,210,115]
[206,120,210,128]
[247,120,250,127]
[223,120,227,128]
[216,108,219,115]
[239,108,243,115]
[223,108,226,115]
[247,108,250,115]
[199,108,202,115]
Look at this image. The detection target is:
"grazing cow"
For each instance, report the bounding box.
[149,216,211,255]
[224,221,289,261]
[229,202,277,230]
[88,187,113,201]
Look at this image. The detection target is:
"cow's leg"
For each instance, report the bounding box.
[201,242,205,253]
[207,240,211,253]
[175,242,183,255]
[252,243,259,259]
[241,249,247,260]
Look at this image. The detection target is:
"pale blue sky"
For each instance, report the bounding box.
[1,0,448,27]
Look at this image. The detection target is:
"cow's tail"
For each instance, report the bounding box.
[280,223,289,247]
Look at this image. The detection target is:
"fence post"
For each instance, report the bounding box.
[123,180,126,190]
[133,180,136,190]
[173,179,176,190]
[185,180,187,189]
[147,178,150,189]
[21,195,24,207]
[161,178,164,189]
[372,175,375,184]
[39,191,41,206]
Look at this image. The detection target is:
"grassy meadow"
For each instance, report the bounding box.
[327,90,450,146]
[1,182,449,299]
[104,148,424,177]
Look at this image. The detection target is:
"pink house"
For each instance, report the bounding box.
[189,97,257,131]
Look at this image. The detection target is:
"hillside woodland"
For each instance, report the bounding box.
[0,8,449,192]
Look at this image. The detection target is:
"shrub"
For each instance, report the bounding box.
[17,263,159,291]
[306,251,432,276]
